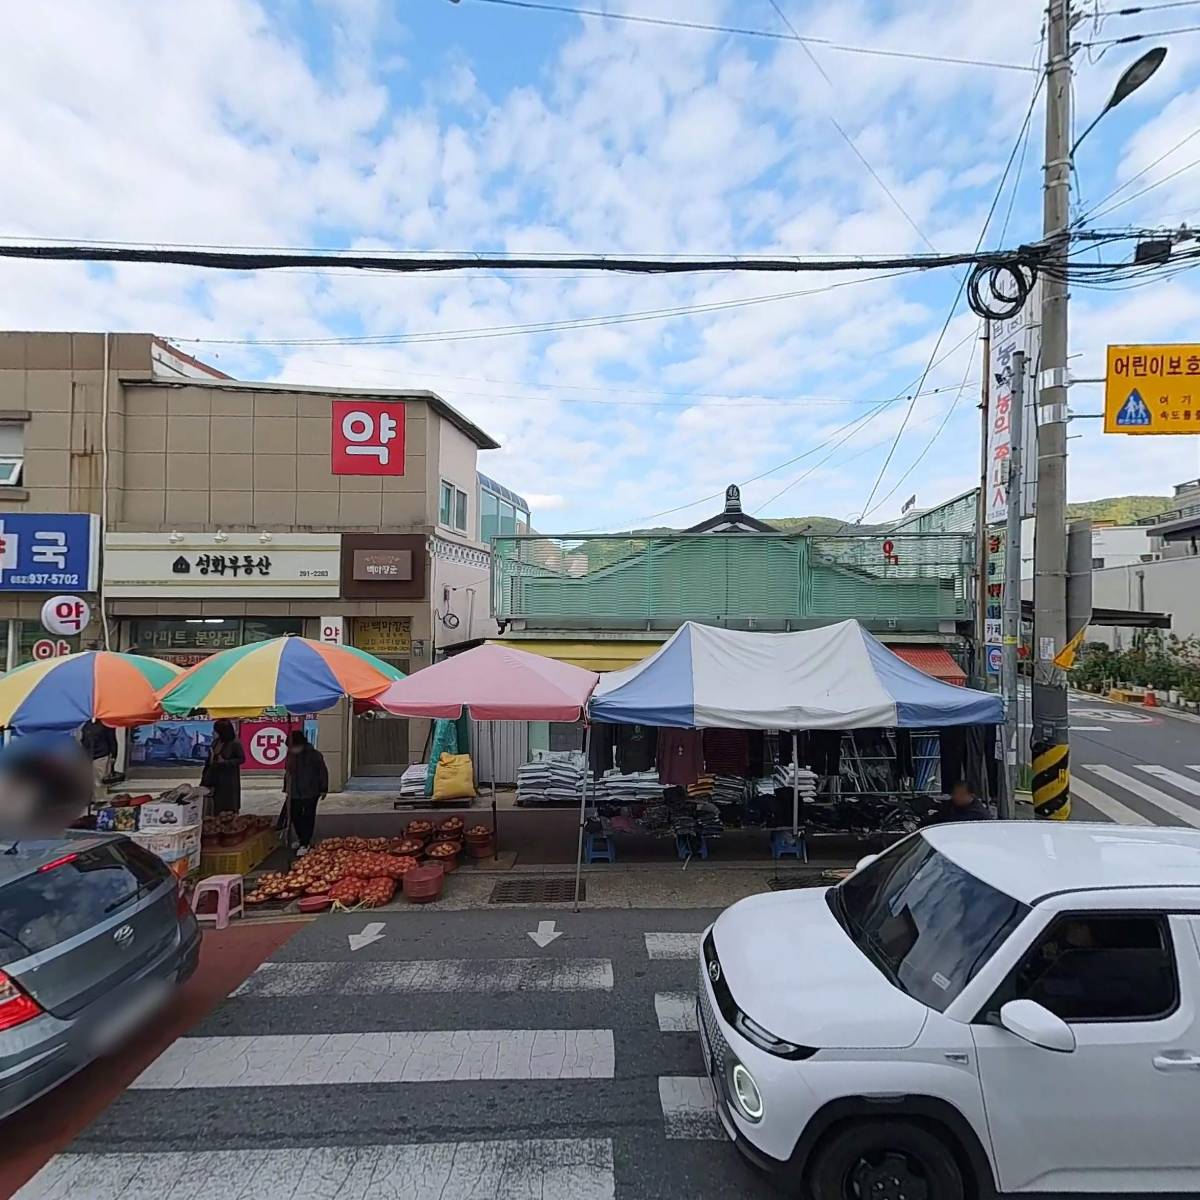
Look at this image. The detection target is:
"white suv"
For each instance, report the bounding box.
[697,822,1200,1198]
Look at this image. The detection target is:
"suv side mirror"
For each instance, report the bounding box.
[854,854,879,872]
[999,999,1076,1053]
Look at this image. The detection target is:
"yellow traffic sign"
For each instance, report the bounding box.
[1105,344,1200,434]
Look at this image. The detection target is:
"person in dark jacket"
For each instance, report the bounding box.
[202,719,245,815]
[80,719,118,789]
[928,780,994,824]
[283,730,328,856]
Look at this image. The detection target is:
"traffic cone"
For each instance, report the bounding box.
[1143,690,1159,708]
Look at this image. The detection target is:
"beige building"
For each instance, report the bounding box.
[0,331,519,787]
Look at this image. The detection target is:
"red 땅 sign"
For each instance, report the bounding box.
[331,399,406,476]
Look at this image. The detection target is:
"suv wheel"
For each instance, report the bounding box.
[806,1118,965,1200]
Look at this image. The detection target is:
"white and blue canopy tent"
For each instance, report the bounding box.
[574,620,1002,905]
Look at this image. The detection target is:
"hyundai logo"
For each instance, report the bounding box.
[708,959,721,985]
[113,924,135,950]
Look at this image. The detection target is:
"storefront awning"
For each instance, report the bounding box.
[886,645,967,686]
[489,639,662,673]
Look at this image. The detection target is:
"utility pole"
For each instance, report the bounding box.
[1001,351,1025,820]
[1032,0,1073,820]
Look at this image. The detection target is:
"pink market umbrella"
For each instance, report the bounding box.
[374,643,598,722]
[375,644,599,858]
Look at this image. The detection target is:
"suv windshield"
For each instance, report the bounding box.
[830,833,1029,1012]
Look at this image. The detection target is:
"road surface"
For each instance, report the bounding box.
[12,908,769,1200]
[1061,692,1200,827]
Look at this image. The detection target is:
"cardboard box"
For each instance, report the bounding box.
[130,824,200,867]
[96,805,139,833]
[138,799,203,830]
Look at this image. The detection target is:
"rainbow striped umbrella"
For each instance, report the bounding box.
[157,636,404,717]
[0,651,182,733]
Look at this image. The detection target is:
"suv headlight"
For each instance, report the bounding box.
[733,1011,811,1059]
[731,1063,764,1121]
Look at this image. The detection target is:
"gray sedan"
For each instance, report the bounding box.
[0,831,201,1120]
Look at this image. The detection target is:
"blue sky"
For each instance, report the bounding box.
[2,0,1199,532]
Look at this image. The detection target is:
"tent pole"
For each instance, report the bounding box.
[490,721,499,859]
[573,724,591,912]
[791,730,800,836]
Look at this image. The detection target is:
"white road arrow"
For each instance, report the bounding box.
[527,919,562,948]
[348,921,386,951]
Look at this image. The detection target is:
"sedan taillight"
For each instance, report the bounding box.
[0,970,42,1032]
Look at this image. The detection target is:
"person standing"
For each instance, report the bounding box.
[283,730,328,856]
[80,719,118,791]
[927,781,994,824]
[202,719,245,815]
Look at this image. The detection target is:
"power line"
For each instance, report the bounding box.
[853,60,1045,521]
[457,0,1036,71]
[765,0,937,255]
[1076,126,1200,222]
[1082,22,1200,44]
[1098,0,1200,10]
[0,240,1030,276]
[577,326,979,532]
[169,270,917,348]
[1086,152,1200,221]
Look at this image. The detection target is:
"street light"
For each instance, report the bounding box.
[1072,47,1167,156]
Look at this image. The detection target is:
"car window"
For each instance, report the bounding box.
[0,841,170,963]
[989,914,1177,1023]
[832,833,1029,1012]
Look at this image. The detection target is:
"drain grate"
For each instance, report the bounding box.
[489,877,582,904]
[767,868,849,892]
[767,876,810,891]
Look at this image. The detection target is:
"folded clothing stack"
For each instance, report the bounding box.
[590,769,663,806]
[774,764,819,798]
[399,764,428,797]
[517,756,585,805]
[694,800,723,839]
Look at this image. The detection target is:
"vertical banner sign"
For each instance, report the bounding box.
[986,289,1040,523]
[319,616,345,645]
[331,400,406,476]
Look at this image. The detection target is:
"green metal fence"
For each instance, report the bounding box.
[492,532,972,625]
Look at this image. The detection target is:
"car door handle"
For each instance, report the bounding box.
[1153,1053,1200,1071]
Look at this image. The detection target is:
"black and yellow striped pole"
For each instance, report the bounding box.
[1031,738,1071,820]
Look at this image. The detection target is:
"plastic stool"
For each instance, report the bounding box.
[771,831,808,862]
[676,834,708,861]
[191,874,244,930]
[584,834,616,864]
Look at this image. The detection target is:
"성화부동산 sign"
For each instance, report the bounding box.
[1105,344,1200,434]
[104,533,341,598]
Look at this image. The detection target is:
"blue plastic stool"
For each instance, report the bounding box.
[584,833,616,864]
[771,830,808,862]
[676,834,708,861]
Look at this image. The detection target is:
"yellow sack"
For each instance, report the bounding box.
[432,752,475,801]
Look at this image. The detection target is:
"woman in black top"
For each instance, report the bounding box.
[203,719,245,815]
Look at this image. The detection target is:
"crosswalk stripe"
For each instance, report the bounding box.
[644,933,701,960]
[1069,777,1153,826]
[131,1030,615,1088]
[654,992,698,1032]
[1081,765,1200,829]
[13,1139,617,1200]
[1189,766,1200,775]
[658,1076,727,1140]
[233,958,614,997]
[1138,765,1200,797]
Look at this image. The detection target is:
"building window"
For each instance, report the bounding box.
[1092,557,1105,570]
[440,481,468,532]
[0,423,24,487]
[481,488,500,543]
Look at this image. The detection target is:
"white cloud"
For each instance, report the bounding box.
[0,0,1194,531]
